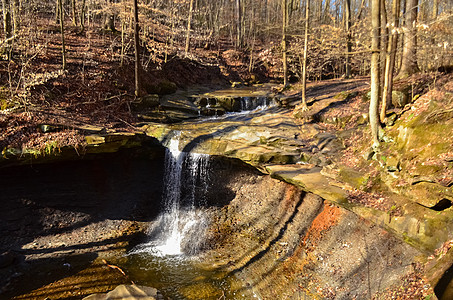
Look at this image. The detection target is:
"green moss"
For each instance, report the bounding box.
[0,87,14,110]
[334,91,357,100]
[43,141,61,155]
[338,166,370,190]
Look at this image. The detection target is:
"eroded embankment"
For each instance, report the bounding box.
[200,159,425,299]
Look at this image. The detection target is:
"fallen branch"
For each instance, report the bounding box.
[102,259,135,284]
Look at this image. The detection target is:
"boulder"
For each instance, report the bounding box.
[391,90,408,108]
[144,80,177,95]
[132,94,160,111]
[83,284,164,300]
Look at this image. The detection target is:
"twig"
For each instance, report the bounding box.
[102,259,135,284]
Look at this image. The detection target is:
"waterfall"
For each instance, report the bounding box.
[241,97,252,111]
[240,96,273,112]
[133,134,210,257]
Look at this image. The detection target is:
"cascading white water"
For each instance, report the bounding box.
[241,97,252,111]
[240,96,273,112]
[133,133,210,257]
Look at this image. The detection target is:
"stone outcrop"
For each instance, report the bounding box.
[83,284,164,300]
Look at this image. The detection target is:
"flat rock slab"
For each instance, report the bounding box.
[83,284,163,300]
[265,164,348,204]
[143,108,309,166]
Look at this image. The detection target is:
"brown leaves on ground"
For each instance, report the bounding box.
[372,263,434,300]
[347,188,402,216]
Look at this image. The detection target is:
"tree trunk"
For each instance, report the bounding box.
[282,0,288,87]
[185,0,194,56]
[11,0,19,34]
[301,0,310,110]
[133,0,142,97]
[2,0,12,57]
[80,0,86,32]
[317,0,323,22]
[370,0,381,147]
[345,0,352,78]
[432,0,438,19]
[323,0,331,24]
[380,0,400,123]
[397,0,418,79]
[120,4,125,67]
[236,0,242,48]
[380,0,388,88]
[56,1,60,24]
[72,0,78,26]
[357,0,366,20]
[57,0,66,70]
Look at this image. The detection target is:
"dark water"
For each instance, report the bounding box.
[122,253,252,300]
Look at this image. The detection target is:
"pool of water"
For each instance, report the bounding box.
[122,252,254,300]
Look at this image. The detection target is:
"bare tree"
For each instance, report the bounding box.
[301,0,310,111]
[282,0,288,87]
[2,0,13,58]
[72,0,78,26]
[133,0,142,96]
[58,0,66,70]
[432,0,438,19]
[345,0,352,78]
[236,0,243,48]
[11,0,19,34]
[80,0,86,32]
[397,0,419,78]
[370,0,381,147]
[381,0,400,122]
[185,0,194,56]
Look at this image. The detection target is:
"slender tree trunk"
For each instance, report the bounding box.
[380,0,400,123]
[370,0,381,147]
[345,0,352,78]
[323,0,331,24]
[2,0,13,56]
[120,2,125,67]
[397,0,418,79]
[11,0,19,34]
[133,0,142,96]
[236,0,242,48]
[432,0,438,19]
[380,0,388,88]
[58,0,66,70]
[72,0,78,26]
[56,1,60,24]
[80,0,86,32]
[185,0,194,56]
[282,0,288,87]
[357,0,366,20]
[317,0,323,22]
[301,0,310,110]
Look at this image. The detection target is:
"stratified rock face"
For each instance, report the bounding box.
[202,163,422,299]
[143,107,307,166]
[83,284,164,300]
[386,93,453,208]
